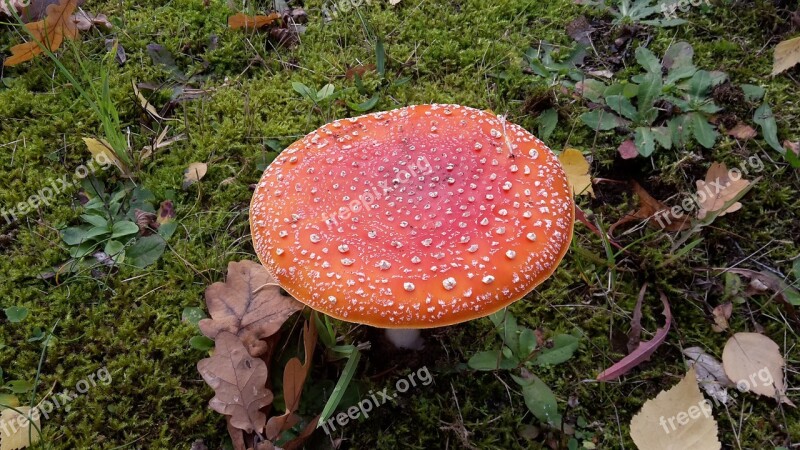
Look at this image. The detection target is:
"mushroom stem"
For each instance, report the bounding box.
[385,328,424,350]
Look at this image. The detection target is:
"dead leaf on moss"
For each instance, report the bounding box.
[710,302,732,333]
[183,162,208,189]
[265,320,317,440]
[772,36,800,76]
[3,0,79,67]
[82,137,130,177]
[0,406,42,450]
[630,368,721,450]
[609,181,690,235]
[695,162,750,220]
[228,12,281,29]
[559,148,594,197]
[197,331,273,433]
[198,260,304,357]
[726,123,757,140]
[71,11,112,30]
[722,332,794,406]
[684,347,731,405]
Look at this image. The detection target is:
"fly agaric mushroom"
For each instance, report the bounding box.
[251,104,574,348]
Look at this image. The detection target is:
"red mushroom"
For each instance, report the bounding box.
[250,104,574,344]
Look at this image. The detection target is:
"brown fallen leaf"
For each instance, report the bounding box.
[772,36,800,76]
[228,12,281,29]
[609,181,690,234]
[726,123,757,140]
[183,162,208,189]
[717,268,799,324]
[597,288,672,381]
[265,320,317,441]
[710,302,732,333]
[345,64,376,80]
[199,260,304,357]
[4,0,79,67]
[630,368,721,450]
[695,162,750,220]
[197,331,273,433]
[71,11,112,30]
[82,137,130,177]
[722,332,794,406]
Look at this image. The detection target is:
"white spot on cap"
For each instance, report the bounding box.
[341,258,355,266]
[310,234,321,243]
[442,277,457,290]
[482,275,495,284]
[338,244,350,253]
[404,282,415,292]
[506,250,516,259]
[526,232,537,241]
[378,260,391,270]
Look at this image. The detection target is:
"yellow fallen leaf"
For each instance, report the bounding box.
[183,162,208,189]
[0,406,41,450]
[695,162,749,220]
[558,148,594,197]
[82,137,130,177]
[132,81,171,121]
[630,367,721,450]
[721,332,794,406]
[772,36,800,76]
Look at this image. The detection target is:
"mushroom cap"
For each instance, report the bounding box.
[250,104,574,328]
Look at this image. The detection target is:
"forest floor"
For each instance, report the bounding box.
[1,0,799,449]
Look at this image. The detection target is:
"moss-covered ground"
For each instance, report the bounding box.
[1,0,799,448]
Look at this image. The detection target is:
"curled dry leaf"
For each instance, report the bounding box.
[722,332,794,406]
[183,162,208,189]
[710,302,732,333]
[609,181,690,235]
[198,260,304,357]
[82,137,131,177]
[265,320,317,440]
[0,0,26,16]
[630,368,721,450]
[695,162,750,220]
[597,289,672,381]
[684,347,731,405]
[558,148,594,197]
[197,331,273,433]
[726,123,757,140]
[228,12,281,29]
[71,11,112,30]
[771,36,800,76]
[723,268,799,322]
[3,0,79,67]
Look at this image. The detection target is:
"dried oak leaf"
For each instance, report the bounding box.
[695,162,750,220]
[609,181,690,234]
[4,0,79,67]
[265,320,317,441]
[199,260,304,357]
[228,12,281,29]
[197,331,273,433]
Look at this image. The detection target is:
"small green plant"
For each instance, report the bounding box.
[578,0,687,27]
[58,180,176,271]
[579,42,770,157]
[468,309,581,427]
[524,42,588,140]
[347,38,411,113]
